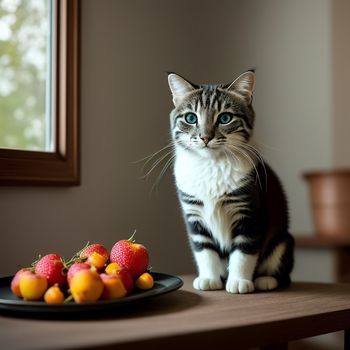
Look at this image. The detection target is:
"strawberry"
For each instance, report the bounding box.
[80,243,109,269]
[35,254,66,287]
[67,262,91,285]
[110,233,149,280]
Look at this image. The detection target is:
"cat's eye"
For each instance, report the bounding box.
[218,113,234,125]
[184,113,198,124]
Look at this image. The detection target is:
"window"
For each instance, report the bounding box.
[0,0,52,151]
[0,0,79,185]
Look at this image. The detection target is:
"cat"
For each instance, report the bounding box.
[167,70,294,294]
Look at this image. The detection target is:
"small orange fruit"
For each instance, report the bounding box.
[135,272,154,290]
[105,262,123,275]
[44,284,65,304]
[67,262,91,286]
[88,252,108,269]
[105,263,134,294]
[70,269,103,303]
[100,273,127,299]
[19,272,48,301]
[80,244,109,270]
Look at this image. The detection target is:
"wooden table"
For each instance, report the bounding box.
[1,275,350,350]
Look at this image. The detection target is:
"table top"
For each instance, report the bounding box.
[1,275,350,350]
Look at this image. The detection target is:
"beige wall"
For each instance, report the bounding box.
[332,0,350,167]
[250,0,333,235]
[0,0,343,284]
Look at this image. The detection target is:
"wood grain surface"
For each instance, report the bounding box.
[1,275,350,350]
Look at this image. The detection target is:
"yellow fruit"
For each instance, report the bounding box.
[88,252,108,269]
[105,262,123,275]
[44,284,65,304]
[11,268,31,298]
[135,272,154,290]
[70,269,103,303]
[100,273,127,299]
[19,273,48,301]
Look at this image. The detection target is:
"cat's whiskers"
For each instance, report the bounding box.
[133,142,174,163]
[189,137,199,147]
[214,138,227,146]
[223,149,230,163]
[238,142,267,190]
[141,148,175,179]
[238,142,265,164]
[225,144,263,190]
[253,138,278,151]
[133,142,174,171]
[151,141,192,191]
[151,153,176,192]
[223,148,239,167]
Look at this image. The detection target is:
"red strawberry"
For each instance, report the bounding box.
[35,254,66,287]
[110,234,149,280]
[67,262,91,285]
[11,268,31,297]
[80,244,109,269]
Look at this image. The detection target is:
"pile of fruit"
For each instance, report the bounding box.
[11,233,154,304]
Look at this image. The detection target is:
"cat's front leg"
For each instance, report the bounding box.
[226,248,258,294]
[226,218,261,294]
[188,221,225,290]
[193,248,225,290]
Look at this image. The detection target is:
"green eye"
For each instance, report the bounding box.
[184,113,198,124]
[218,113,233,125]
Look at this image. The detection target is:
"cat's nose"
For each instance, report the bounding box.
[199,135,212,145]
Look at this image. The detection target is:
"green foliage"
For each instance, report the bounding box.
[0,0,50,151]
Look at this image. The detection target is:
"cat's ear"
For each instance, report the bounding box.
[226,70,255,103]
[168,73,196,106]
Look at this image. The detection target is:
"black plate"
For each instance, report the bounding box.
[0,272,183,314]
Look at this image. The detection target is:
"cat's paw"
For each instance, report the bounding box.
[254,276,278,291]
[193,277,223,291]
[225,278,254,294]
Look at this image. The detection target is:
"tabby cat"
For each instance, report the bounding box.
[168,71,294,294]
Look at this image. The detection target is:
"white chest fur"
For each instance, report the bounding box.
[174,149,253,249]
[174,149,251,199]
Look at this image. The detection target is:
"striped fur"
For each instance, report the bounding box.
[168,71,294,294]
